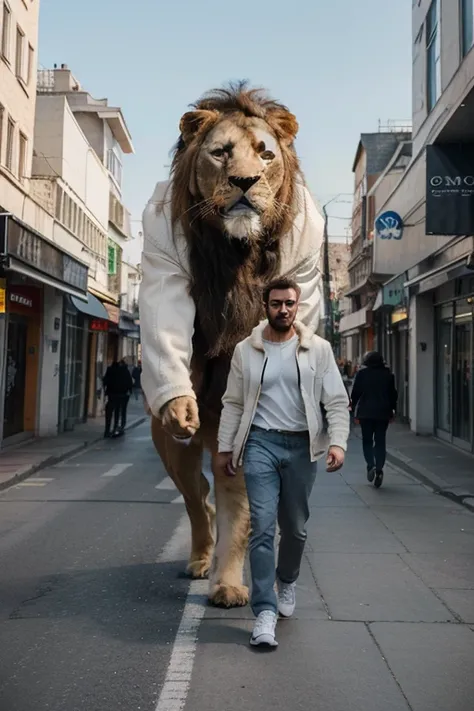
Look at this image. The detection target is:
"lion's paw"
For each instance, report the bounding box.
[208,583,249,608]
[186,558,212,580]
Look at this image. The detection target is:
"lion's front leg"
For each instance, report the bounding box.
[151,416,214,579]
[208,461,250,608]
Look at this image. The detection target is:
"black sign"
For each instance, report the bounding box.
[0,214,88,292]
[426,144,474,235]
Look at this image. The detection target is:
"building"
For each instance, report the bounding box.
[339,127,411,368]
[0,1,90,444]
[371,0,474,453]
[34,65,137,428]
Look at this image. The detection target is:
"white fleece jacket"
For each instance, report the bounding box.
[139,179,325,418]
[218,321,350,468]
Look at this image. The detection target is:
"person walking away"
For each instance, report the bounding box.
[132,360,142,401]
[103,359,133,437]
[350,351,398,489]
[216,277,350,648]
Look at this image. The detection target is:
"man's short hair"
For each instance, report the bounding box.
[263,278,301,305]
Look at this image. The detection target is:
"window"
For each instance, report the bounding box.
[6,117,14,172]
[107,148,122,186]
[108,242,117,275]
[461,0,474,57]
[27,43,34,84]
[15,25,25,80]
[18,132,27,180]
[426,0,441,112]
[0,104,3,164]
[1,2,11,60]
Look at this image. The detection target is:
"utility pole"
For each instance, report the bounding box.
[322,204,332,344]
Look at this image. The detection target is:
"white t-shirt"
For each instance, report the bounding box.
[253,335,308,432]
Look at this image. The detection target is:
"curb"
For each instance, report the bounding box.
[0,415,148,493]
[351,429,474,514]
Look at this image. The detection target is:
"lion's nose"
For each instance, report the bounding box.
[228,175,261,193]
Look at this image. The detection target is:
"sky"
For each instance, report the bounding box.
[38,0,412,246]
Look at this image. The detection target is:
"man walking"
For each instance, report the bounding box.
[351,351,398,488]
[216,278,350,648]
[103,359,133,437]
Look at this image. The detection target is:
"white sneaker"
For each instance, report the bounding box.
[277,579,296,617]
[250,610,278,647]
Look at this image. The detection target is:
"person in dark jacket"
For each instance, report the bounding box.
[350,351,398,488]
[131,361,142,400]
[103,359,133,437]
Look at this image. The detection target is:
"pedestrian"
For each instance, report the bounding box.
[350,351,398,488]
[216,277,350,648]
[103,359,133,437]
[132,360,142,401]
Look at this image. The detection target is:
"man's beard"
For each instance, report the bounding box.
[267,311,295,332]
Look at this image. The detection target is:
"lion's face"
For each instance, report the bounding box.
[175,100,299,242]
[192,117,287,240]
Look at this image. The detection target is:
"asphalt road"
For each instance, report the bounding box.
[0,422,473,711]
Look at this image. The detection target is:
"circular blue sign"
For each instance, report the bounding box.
[375,211,403,240]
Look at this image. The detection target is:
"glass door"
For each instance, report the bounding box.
[3,316,28,439]
[436,303,453,436]
[452,299,473,449]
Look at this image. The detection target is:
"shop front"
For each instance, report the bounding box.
[0,213,88,444]
[435,276,474,452]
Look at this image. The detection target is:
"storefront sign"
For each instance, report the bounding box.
[426,144,474,235]
[7,285,41,314]
[383,273,408,307]
[10,293,33,308]
[90,319,108,331]
[375,211,403,240]
[0,214,88,292]
[391,308,407,325]
[0,278,5,314]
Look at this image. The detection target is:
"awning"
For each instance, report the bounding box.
[119,316,139,332]
[71,293,109,320]
[8,258,88,301]
[404,256,467,289]
[88,285,119,306]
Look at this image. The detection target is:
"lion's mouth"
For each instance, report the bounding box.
[223,196,259,215]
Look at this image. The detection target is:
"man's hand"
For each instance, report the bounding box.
[215,452,236,477]
[326,446,345,472]
[161,396,200,437]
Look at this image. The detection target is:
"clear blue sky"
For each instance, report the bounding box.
[38,0,412,237]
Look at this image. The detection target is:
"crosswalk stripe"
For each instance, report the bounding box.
[155,479,177,491]
[171,495,185,504]
[101,463,133,478]
[16,480,52,488]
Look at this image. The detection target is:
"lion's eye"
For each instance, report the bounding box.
[261,150,275,161]
[211,148,225,158]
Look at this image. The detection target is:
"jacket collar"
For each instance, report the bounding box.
[249,320,314,353]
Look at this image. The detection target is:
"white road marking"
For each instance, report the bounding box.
[101,463,133,478]
[155,515,208,711]
[155,478,178,491]
[170,495,185,505]
[15,479,53,488]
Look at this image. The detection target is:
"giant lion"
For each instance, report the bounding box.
[139,82,325,608]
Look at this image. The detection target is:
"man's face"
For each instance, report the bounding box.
[265,288,299,332]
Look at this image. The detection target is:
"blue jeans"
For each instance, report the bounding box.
[243,426,318,616]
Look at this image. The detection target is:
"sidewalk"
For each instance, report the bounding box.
[0,398,149,491]
[355,420,474,511]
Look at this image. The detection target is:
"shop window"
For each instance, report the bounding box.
[461,0,474,57]
[436,303,452,433]
[426,0,441,112]
[108,242,117,275]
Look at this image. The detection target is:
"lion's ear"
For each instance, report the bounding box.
[271,110,299,144]
[179,110,220,145]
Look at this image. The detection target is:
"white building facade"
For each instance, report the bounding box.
[372,0,474,453]
[0,1,92,444]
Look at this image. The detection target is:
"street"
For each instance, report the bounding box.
[0,422,473,711]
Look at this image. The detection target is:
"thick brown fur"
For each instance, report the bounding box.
[153,82,304,607]
[168,81,301,419]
